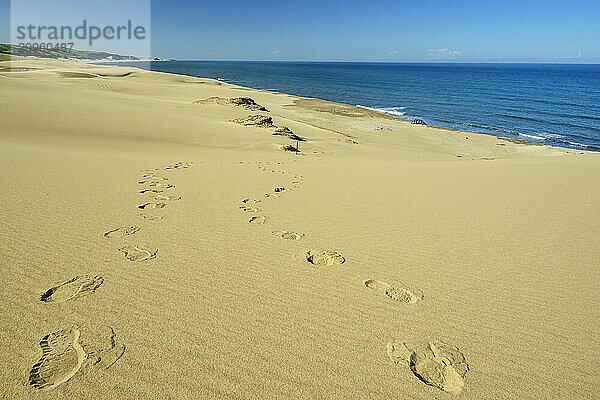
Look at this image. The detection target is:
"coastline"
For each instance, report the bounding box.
[99,59,598,152]
[1,55,599,399]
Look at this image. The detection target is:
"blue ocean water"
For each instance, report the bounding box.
[113,61,600,151]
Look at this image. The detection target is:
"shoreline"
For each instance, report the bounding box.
[95,60,597,153]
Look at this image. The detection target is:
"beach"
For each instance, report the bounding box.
[1,55,599,399]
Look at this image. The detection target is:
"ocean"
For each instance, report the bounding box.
[110,61,600,151]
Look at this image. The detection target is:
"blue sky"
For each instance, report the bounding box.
[2,0,600,62]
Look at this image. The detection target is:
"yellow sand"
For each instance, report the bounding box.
[1,55,599,399]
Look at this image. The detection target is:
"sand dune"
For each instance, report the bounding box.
[1,56,599,399]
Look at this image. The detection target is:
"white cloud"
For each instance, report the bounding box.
[386,49,398,57]
[577,50,583,58]
[427,48,462,58]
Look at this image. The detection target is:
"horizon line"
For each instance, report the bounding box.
[161,59,600,65]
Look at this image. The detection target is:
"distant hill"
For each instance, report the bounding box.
[0,44,164,61]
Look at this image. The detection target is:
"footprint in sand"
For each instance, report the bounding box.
[28,326,126,390]
[138,176,168,184]
[386,340,469,394]
[154,195,181,202]
[118,245,158,262]
[165,161,192,170]
[139,213,163,221]
[28,328,86,390]
[249,216,267,225]
[264,193,280,198]
[40,275,104,303]
[364,279,423,304]
[138,202,166,210]
[103,226,140,239]
[139,189,164,194]
[305,250,346,266]
[239,205,261,212]
[80,326,126,370]
[241,198,261,204]
[271,230,305,240]
[147,183,175,189]
[274,187,286,193]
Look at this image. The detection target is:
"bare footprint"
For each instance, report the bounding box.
[139,213,163,221]
[103,226,140,239]
[138,202,166,210]
[364,279,423,304]
[241,198,261,204]
[305,250,346,266]
[249,216,267,225]
[40,275,104,303]
[274,187,286,193]
[387,340,468,394]
[271,230,304,240]
[118,245,158,262]
[29,328,85,390]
